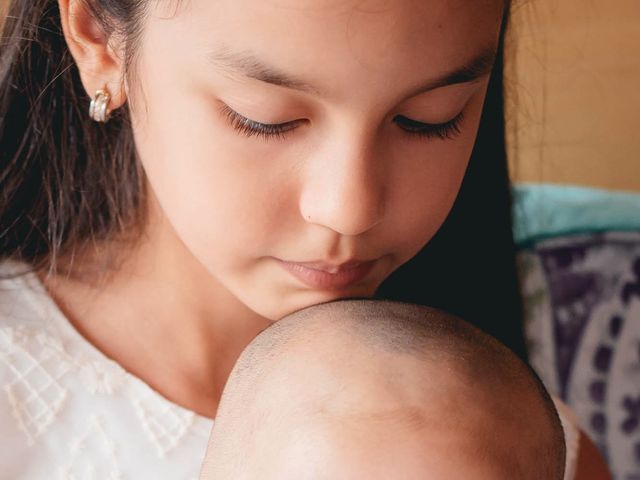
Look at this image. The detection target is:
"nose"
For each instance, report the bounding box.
[298,140,385,236]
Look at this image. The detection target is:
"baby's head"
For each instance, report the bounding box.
[200,300,565,480]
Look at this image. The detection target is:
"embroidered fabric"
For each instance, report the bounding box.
[0,261,580,479]
[520,231,640,478]
[0,262,213,479]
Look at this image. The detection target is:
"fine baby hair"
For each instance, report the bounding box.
[201,299,566,480]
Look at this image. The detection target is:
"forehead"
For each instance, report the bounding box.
[148,0,503,104]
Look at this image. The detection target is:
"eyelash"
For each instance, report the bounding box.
[218,104,465,143]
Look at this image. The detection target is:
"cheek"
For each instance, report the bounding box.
[385,93,484,259]
[387,155,466,264]
[129,85,286,266]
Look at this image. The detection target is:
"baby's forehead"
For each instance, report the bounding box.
[250,301,496,407]
[208,301,565,480]
[263,302,434,370]
[267,300,482,369]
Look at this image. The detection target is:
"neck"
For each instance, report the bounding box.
[39,197,271,418]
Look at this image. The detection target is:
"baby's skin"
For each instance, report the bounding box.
[199,299,566,480]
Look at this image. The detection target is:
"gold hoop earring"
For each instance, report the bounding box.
[89,88,112,123]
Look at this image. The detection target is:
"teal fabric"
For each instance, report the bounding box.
[512,183,640,246]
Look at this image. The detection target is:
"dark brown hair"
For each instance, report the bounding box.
[0,0,149,274]
[0,2,526,357]
[376,9,527,358]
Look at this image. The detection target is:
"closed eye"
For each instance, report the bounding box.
[218,104,299,142]
[394,112,464,140]
[218,103,465,143]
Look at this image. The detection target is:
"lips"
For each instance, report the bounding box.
[290,260,369,274]
[276,258,377,290]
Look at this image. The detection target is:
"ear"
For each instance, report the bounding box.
[58,0,128,110]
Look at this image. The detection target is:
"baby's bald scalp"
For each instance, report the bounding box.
[201,299,566,480]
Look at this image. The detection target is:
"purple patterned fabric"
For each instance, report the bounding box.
[518,231,640,480]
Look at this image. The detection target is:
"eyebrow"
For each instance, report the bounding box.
[207,45,497,99]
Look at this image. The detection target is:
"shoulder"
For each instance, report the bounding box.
[0,260,67,435]
[0,261,47,328]
[574,430,612,480]
[0,261,65,476]
[553,396,581,480]
[0,261,50,365]
[0,261,213,477]
[552,396,612,480]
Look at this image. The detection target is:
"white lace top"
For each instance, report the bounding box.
[0,261,580,479]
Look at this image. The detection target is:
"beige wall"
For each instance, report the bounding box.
[505,0,640,192]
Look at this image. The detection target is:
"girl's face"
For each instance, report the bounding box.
[127,0,503,320]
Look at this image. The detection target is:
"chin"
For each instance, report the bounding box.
[269,286,379,322]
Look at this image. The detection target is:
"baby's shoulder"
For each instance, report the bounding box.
[552,395,581,480]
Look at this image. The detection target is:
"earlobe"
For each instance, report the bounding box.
[57,0,127,110]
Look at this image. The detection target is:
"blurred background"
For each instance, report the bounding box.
[505,0,639,192]
[505,2,639,479]
[1,0,638,478]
